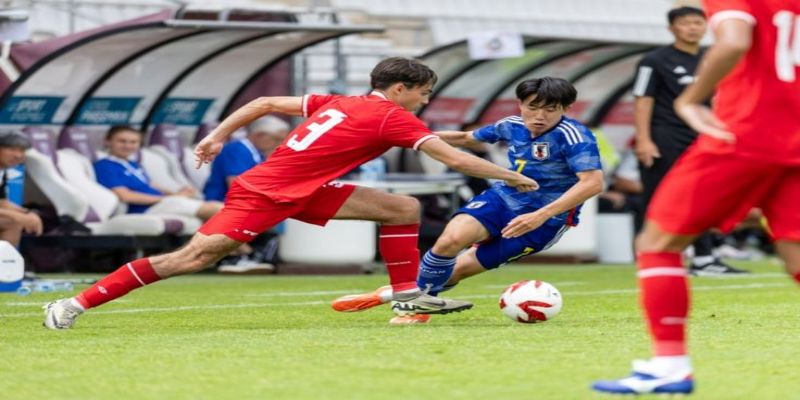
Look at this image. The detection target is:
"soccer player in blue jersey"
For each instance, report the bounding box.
[332,77,604,323]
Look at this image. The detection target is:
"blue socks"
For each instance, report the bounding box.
[417,251,456,296]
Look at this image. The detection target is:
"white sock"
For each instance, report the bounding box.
[378,287,393,302]
[69,297,85,311]
[651,355,692,375]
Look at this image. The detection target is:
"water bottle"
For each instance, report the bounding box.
[359,157,387,183]
[16,280,74,296]
[0,240,24,292]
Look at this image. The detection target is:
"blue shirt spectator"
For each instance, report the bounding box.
[94,156,162,214]
[95,125,222,220]
[203,116,290,201]
[203,138,264,202]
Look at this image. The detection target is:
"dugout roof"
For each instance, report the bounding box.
[418,37,655,149]
[0,14,382,134]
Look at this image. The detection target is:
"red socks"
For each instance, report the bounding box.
[378,224,420,292]
[75,258,162,309]
[637,251,689,356]
[793,272,800,285]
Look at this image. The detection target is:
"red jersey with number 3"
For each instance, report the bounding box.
[236,92,437,202]
[701,0,800,164]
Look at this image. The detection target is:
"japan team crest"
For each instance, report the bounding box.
[532,142,550,160]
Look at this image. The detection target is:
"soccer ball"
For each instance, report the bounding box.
[499,280,562,323]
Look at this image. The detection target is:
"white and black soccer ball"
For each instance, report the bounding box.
[499,280,563,323]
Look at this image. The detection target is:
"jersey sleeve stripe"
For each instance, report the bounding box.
[413,134,439,150]
[632,66,653,96]
[562,122,584,143]
[559,123,583,145]
[709,10,757,29]
[495,116,524,126]
[301,94,310,117]
[558,127,576,145]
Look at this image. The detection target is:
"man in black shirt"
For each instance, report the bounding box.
[0,131,43,246]
[632,6,747,275]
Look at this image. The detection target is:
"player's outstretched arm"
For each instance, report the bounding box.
[674,18,753,142]
[501,169,604,238]
[435,130,486,151]
[194,96,303,167]
[419,138,538,192]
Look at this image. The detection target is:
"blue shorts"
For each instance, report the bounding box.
[456,190,569,270]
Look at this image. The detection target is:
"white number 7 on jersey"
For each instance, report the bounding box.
[286,109,347,151]
[774,11,800,82]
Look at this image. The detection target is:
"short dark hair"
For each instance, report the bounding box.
[668,6,705,24]
[370,57,437,90]
[106,125,142,140]
[515,77,577,108]
[0,131,31,149]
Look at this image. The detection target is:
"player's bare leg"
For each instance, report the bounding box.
[775,241,800,284]
[331,186,472,314]
[593,221,697,394]
[388,215,487,322]
[44,233,243,330]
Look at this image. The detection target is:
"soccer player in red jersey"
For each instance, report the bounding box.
[594,0,800,395]
[43,57,538,330]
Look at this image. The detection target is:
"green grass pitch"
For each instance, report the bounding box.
[2,260,798,399]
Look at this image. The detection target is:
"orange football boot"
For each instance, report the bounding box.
[331,285,391,312]
[389,314,431,325]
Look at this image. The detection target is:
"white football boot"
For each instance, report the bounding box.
[43,298,84,330]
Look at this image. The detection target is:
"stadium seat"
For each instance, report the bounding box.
[22,127,89,221]
[25,126,199,235]
[136,147,186,195]
[146,124,199,193]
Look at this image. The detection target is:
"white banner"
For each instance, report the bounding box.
[467,31,524,60]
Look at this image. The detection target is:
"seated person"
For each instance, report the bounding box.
[0,131,43,246]
[598,146,643,225]
[203,116,289,201]
[94,126,222,220]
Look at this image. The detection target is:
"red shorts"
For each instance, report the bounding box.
[199,180,357,242]
[648,141,800,241]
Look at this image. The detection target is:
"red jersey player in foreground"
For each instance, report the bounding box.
[42,57,538,330]
[593,0,800,395]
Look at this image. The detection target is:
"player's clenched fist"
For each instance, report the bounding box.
[505,174,539,192]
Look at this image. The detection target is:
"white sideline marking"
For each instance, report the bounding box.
[484,281,586,289]
[1,282,792,318]
[243,290,360,297]
[460,282,791,299]
[0,301,327,318]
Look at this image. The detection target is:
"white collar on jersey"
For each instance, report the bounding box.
[369,91,388,100]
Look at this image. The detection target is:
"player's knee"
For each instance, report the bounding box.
[635,229,674,252]
[433,232,468,256]
[387,196,420,224]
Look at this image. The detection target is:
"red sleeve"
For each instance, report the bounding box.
[379,108,438,150]
[302,94,344,117]
[704,0,756,29]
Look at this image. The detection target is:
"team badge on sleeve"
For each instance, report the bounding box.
[466,201,487,209]
[532,143,550,160]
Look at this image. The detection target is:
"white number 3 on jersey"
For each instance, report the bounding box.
[774,11,800,82]
[287,109,347,151]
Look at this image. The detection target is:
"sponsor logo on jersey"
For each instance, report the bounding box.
[672,65,687,74]
[532,142,550,160]
[466,201,486,209]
